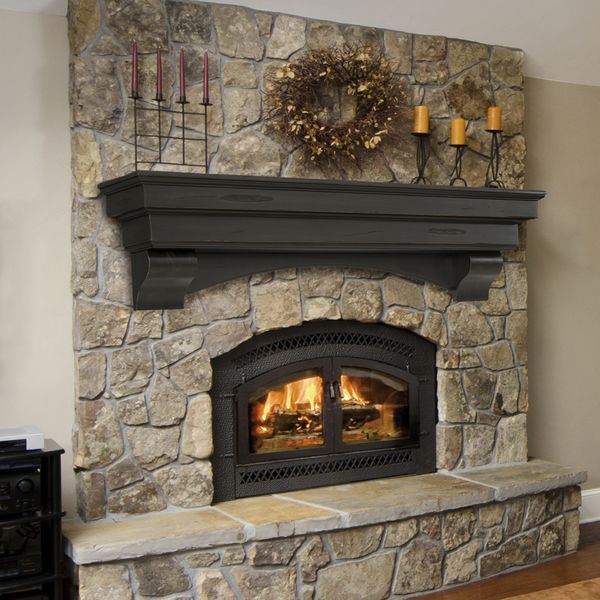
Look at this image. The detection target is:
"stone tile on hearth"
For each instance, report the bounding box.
[453,459,587,501]
[280,474,494,527]
[216,495,343,539]
[63,508,245,564]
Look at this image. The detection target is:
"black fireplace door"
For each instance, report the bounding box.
[211,321,436,501]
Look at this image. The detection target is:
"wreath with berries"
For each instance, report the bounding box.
[267,44,407,164]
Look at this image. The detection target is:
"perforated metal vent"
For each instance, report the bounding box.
[234,331,416,368]
[237,449,414,486]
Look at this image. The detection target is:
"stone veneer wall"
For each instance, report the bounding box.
[69,0,528,520]
[76,486,581,599]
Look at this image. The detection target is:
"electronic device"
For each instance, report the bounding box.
[0,522,42,580]
[0,427,44,454]
[0,469,41,516]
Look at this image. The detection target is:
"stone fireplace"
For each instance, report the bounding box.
[64,1,586,598]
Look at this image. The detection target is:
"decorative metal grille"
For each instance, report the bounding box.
[234,331,416,368]
[238,448,414,485]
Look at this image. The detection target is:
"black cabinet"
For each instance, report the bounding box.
[0,440,64,599]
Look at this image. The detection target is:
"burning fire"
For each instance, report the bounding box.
[260,374,368,422]
[261,375,323,421]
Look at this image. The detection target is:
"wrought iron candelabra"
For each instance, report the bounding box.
[129,93,211,172]
[450,145,467,186]
[411,133,430,185]
[485,130,504,188]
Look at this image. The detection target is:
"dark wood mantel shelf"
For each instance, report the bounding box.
[99,171,544,310]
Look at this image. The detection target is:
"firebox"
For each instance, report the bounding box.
[211,321,436,501]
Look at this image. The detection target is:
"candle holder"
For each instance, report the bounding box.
[485,130,504,188]
[129,95,211,172]
[449,145,467,186]
[411,133,430,185]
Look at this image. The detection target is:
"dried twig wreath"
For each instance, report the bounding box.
[266,44,407,164]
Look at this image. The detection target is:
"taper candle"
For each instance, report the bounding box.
[203,51,209,104]
[413,105,429,135]
[156,47,163,100]
[179,48,186,101]
[450,117,466,146]
[487,106,502,131]
[131,41,139,97]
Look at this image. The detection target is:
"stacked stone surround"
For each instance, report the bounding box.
[69,0,529,522]
[71,481,583,599]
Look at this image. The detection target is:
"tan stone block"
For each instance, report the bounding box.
[108,479,166,515]
[127,311,162,343]
[154,462,213,508]
[507,311,528,365]
[196,571,236,599]
[383,276,424,309]
[478,340,515,371]
[414,60,449,84]
[480,288,510,316]
[247,538,304,566]
[72,130,102,198]
[76,471,106,521]
[307,21,345,49]
[299,536,330,582]
[341,280,383,322]
[166,0,210,43]
[222,545,246,565]
[447,303,493,347]
[564,486,582,511]
[319,552,395,600]
[69,0,100,54]
[445,63,493,121]
[72,238,98,297]
[75,400,124,469]
[424,283,452,311]
[463,424,495,467]
[117,395,148,426]
[480,529,536,577]
[494,369,520,415]
[169,349,212,395]
[480,503,505,528]
[101,247,131,304]
[110,344,152,398]
[505,263,528,310]
[383,307,423,330]
[205,320,253,358]
[148,375,187,426]
[75,199,101,238]
[77,352,106,400]
[447,39,488,76]
[252,279,302,333]
[214,130,282,176]
[182,394,213,459]
[126,425,180,470]
[565,510,580,551]
[106,457,144,491]
[223,60,258,88]
[303,297,341,321]
[75,299,130,349]
[384,518,418,547]
[232,566,296,600]
[214,5,263,59]
[383,31,412,74]
[539,515,565,559]
[165,293,208,333]
[491,46,524,88]
[436,424,462,470]
[328,525,384,559]
[153,330,204,369]
[495,413,527,463]
[444,539,482,585]
[463,368,496,410]
[79,564,132,600]
[266,15,306,59]
[442,508,476,550]
[299,267,344,298]
[437,370,476,423]
[134,555,190,596]
[394,539,442,594]
[421,311,448,345]
[224,88,261,133]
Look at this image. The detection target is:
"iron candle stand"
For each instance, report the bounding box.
[450,144,467,186]
[411,132,430,185]
[485,129,504,188]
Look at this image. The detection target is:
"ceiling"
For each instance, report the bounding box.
[4,0,599,86]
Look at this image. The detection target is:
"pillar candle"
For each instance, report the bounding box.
[413,105,429,135]
[450,117,466,146]
[156,48,163,100]
[131,42,139,97]
[487,106,502,131]
[203,51,210,104]
[179,48,186,101]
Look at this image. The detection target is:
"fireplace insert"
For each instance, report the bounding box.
[211,321,436,501]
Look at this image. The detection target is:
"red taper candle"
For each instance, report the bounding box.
[156,47,163,100]
[203,51,209,104]
[179,48,186,102]
[131,41,139,97]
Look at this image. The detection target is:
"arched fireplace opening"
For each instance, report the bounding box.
[211,321,436,502]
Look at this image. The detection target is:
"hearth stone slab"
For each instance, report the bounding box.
[451,459,587,500]
[64,460,584,565]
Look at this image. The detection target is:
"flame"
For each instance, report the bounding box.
[340,375,368,405]
[261,376,323,421]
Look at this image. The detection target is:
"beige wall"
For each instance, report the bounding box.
[0,10,74,513]
[525,77,600,489]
